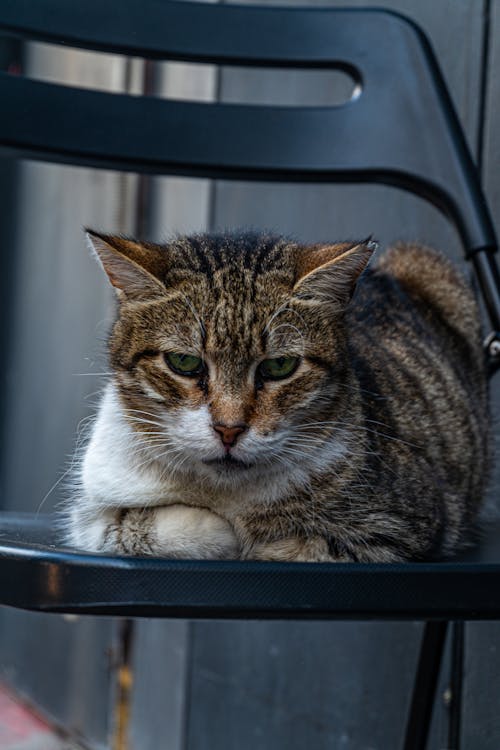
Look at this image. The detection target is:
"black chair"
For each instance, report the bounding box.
[0,3,499,749]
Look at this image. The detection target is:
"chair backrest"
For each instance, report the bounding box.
[1,0,499,362]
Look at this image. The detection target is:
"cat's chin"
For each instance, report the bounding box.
[202,455,256,472]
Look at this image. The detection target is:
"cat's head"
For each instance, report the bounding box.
[88,231,374,486]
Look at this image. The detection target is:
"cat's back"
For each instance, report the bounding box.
[346,242,489,538]
[350,242,484,367]
[375,242,482,344]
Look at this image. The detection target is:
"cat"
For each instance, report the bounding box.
[65,230,490,562]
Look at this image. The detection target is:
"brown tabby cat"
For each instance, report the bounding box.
[66,231,489,562]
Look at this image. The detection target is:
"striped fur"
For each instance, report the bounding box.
[66,232,490,561]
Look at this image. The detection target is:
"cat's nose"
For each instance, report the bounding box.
[213,423,248,448]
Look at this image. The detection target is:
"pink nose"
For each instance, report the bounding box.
[213,423,248,448]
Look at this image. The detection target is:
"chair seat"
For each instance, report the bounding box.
[0,512,498,620]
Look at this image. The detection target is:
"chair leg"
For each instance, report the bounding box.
[447,621,464,750]
[403,620,449,750]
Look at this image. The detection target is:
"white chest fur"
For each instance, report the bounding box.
[80,382,176,508]
[68,380,348,557]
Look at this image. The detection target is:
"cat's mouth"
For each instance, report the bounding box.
[202,455,255,471]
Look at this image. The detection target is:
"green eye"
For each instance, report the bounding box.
[258,356,299,381]
[165,352,204,376]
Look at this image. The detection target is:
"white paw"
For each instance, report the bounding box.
[151,504,239,559]
[67,504,239,559]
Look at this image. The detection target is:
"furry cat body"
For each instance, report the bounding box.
[67,232,489,562]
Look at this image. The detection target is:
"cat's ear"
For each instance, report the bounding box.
[293,240,377,306]
[86,230,167,301]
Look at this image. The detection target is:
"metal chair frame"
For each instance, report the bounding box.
[0,3,499,748]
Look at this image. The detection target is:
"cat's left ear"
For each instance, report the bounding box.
[292,240,377,306]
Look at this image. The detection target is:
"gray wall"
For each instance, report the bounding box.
[0,1,499,749]
[0,44,138,750]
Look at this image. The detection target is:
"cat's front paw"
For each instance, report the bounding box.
[68,505,239,559]
[245,537,332,562]
[150,505,239,559]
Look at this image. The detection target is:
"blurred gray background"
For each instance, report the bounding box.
[0,0,499,748]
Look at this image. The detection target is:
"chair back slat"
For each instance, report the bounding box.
[0,2,436,67]
[0,0,498,333]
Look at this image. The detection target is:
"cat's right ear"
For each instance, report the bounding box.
[86,230,167,302]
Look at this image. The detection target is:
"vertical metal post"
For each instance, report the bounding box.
[447,621,465,750]
[471,250,500,373]
[403,621,449,750]
[0,38,23,509]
